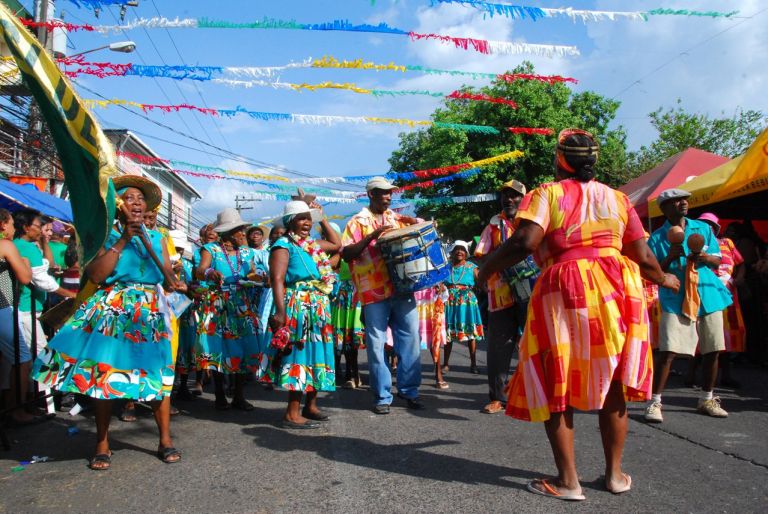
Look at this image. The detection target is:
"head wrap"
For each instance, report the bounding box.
[556,128,600,174]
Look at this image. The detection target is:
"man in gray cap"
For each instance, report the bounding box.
[645,188,732,422]
[474,179,528,414]
[341,176,422,414]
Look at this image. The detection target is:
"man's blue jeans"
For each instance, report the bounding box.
[363,294,422,405]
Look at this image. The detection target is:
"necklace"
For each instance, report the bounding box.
[218,242,242,280]
[452,263,469,284]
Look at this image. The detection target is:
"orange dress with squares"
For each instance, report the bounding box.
[505,178,653,422]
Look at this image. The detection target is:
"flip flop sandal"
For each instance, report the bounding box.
[119,407,137,422]
[606,473,632,494]
[435,381,450,390]
[88,451,113,471]
[481,402,504,414]
[157,446,182,464]
[527,479,585,501]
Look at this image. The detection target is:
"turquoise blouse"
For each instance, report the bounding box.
[202,243,254,285]
[449,262,477,286]
[105,228,165,285]
[270,236,321,286]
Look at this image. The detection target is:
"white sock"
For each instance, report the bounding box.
[701,390,713,401]
[652,394,662,404]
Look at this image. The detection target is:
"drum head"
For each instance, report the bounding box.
[378,221,433,242]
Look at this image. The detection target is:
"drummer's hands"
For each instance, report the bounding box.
[398,215,420,226]
[369,225,392,243]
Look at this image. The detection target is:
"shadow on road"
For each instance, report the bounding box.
[242,425,538,490]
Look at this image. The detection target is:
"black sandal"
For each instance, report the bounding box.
[88,451,113,471]
[214,397,231,411]
[230,399,254,411]
[157,446,182,464]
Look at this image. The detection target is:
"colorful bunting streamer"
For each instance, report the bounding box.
[84,98,551,135]
[47,55,579,85]
[22,17,580,57]
[382,150,524,181]
[431,1,739,22]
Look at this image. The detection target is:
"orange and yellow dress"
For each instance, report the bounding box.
[506,178,652,422]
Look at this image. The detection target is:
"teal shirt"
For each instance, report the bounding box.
[105,228,165,285]
[202,243,254,285]
[13,239,46,312]
[270,237,321,286]
[49,240,67,285]
[449,262,477,286]
[648,218,732,316]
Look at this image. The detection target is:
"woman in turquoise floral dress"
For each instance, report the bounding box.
[443,241,484,374]
[31,175,184,470]
[261,200,340,429]
[194,208,259,411]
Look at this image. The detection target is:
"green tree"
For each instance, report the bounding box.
[627,101,765,176]
[388,62,627,240]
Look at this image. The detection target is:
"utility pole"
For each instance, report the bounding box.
[234,195,258,213]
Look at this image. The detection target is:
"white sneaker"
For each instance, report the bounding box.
[644,401,663,423]
[697,397,728,418]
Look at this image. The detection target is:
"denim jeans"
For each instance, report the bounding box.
[363,294,422,405]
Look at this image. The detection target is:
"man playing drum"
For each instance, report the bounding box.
[342,177,424,415]
[474,179,528,414]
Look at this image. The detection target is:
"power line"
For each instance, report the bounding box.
[149,0,234,154]
[75,80,365,191]
[612,6,768,99]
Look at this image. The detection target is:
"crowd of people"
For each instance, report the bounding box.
[0,129,766,501]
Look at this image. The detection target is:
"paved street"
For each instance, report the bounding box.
[1,345,767,513]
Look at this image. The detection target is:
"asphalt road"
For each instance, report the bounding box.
[1,344,767,513]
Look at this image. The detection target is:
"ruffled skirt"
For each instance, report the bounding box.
[194,288,260,374]
[31,284,174,401]
[330,279,364,351]
[506,256,653,422]
[258,286,335,392]
[445,285,484,343]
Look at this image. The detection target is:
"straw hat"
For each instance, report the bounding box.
[213,208,251,233]
[112,175,162,212]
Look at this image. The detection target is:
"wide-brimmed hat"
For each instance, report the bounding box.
[168,229,192,254]
[450,240,470,254]
[366,176,398,192]
[213,208,251,234]
[498,179,526,196]
[112,174,162,212]
[698,212,721,234]
[282,201,321,226]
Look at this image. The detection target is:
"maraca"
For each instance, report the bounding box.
[667,226,685,244]
[687,233,705,254]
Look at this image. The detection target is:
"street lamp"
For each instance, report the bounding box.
[68,41,137,59]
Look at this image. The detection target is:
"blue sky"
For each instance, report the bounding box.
[25,0,768,228]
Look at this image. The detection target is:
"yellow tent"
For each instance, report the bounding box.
[711,127,768,202]
[647,156,743,217]
[647,128,768,218]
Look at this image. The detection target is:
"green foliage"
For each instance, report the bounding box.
[387,62,628,240]
[627,100,765,176]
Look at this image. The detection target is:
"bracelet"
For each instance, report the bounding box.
[107,246,120,256]
[204,268,215,278]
